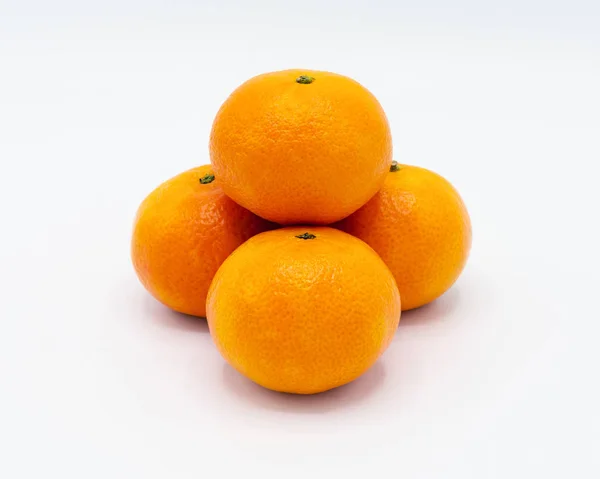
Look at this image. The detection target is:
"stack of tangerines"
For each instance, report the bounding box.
[132,70,471,395]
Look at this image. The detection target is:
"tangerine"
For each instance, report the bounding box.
[131,165,274,317]
[209,69,392,224]
[335,163,471,311]
[207,227,401,394]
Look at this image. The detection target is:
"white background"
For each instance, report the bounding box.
[1,1,599,478]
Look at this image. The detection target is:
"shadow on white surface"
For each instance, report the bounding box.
[143,295,209,334]
[221,360,386,413]
[398,287,462,329]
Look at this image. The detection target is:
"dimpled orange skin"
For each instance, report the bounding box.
[335,164,472,311]
[209,69,392,225]
[131,165,274,317]
[206,227,401,394]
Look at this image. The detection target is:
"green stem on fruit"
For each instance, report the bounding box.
[295,232,317,240]
[296,75,315,84]
[200,173,215,184]
[390,161,401,172]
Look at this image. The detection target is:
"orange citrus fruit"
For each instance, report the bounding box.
[206,227,401,394]
[131,165,274,317]
[209,69,392,225]
[335,163,472,311]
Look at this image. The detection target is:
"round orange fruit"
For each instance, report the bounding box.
[131,165,274,317]
[206,227,401,394]
[209,69,392,225]
[335,162,472,311]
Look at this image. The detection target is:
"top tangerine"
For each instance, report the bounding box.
[209,69,392,225]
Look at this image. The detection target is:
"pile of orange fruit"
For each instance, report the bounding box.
[132,69,471,395]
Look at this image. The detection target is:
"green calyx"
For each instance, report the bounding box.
[390,161,401,172]
[200,173,215,184]
[296,75,315,84]
[295,232,317,240]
